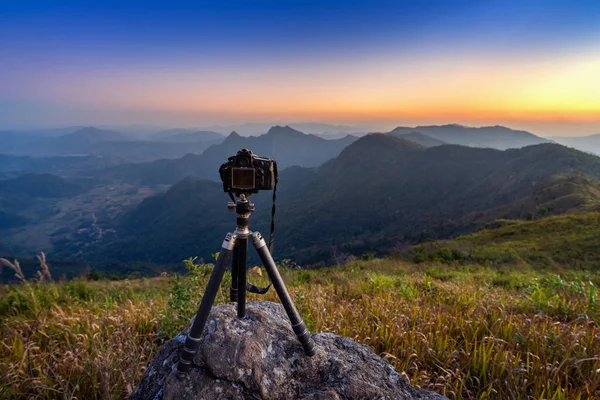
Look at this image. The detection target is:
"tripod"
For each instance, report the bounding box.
[177,194,317,376]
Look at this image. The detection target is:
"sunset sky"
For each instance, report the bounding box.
[1,1,599,136]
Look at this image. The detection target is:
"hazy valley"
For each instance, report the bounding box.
[2,123,600,279]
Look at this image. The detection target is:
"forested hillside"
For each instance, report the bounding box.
[413,212,600,268]
[54,134,600,266]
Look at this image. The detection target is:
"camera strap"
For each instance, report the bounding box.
[246,161,278,296]
[246,282,270,294]
[269,160,278,254]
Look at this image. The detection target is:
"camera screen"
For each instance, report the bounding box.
[231,168,255,189]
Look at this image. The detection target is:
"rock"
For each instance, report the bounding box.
[131,301,447,400]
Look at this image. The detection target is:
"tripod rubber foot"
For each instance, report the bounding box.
[176,371,187,379]
[292,321,317,356]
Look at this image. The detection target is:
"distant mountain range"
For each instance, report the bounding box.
[1,123,552,166]
[550,134,600,156]
[2,127,224,162]
[0,173,89,229]
[4,127,131,156]
[0,131,47,151]
[94,125,358,184]
[155,130,224,143]
[198,122,376,136]
[4,123,597,267]
[387,124,549,150]
[25,127,132,156]
[0,173,87,199]
[387,131,446,147]
[0,154,126,179]
[55,134,600,265]
[85,124,550,185]
[200,125,357,174]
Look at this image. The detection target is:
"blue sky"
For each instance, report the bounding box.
[1,1,599,135]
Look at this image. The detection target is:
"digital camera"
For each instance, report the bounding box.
[219,149,276,194]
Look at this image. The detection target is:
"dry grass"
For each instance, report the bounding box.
[0,258,26,283]
[1,300,162,399]
[35,252,52,282]
[1,259,599,399]
[294,276,600,399]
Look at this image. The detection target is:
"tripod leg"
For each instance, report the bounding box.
[230,242,239,302]
[251,232,316,357]
[177,233,236,376]
[237,235,248,318]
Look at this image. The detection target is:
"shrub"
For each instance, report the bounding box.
[296,270,312,285]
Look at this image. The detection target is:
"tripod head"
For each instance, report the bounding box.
[227,194,256,234]
[227,193,255,214]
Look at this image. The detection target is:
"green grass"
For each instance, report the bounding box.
[1,258,599,399]
[412,212,600,269]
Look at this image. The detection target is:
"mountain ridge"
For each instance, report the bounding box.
[412,211,600,269]
[93,125,358,184]
[2,127,223,162]
[154,130,223,143]
[388,124,549,150]
[56,136,600,264]
[388,131,447,147]
[550,134,600,155]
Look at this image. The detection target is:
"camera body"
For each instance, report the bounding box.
[219,149,276,195]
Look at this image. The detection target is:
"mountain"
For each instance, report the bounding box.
[0,173,89,229]
[57,134,600,265]
[0,173,87,198]
[315,132,364,140]
[94,126,358,184]
[388,131,446,147]
[288,122,375,135]
[550,134,600,155]
[86,139,220,162]
[412,212,600,269]
[200,122,376,136]
[0,131,45,153]
[200,126,358,174]
[84,178,229,262]
[388,124,549,150]
[56,127,130,143]
[0,127,85,152]
[155,130,223,143]
[7,127,132,157]
[475,172,600,222]
[90,153,204,185]
[0,154,126,179]
[2,126,224,162]
[1,126,84,138]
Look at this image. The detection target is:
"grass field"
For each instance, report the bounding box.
[1,256,599,399]
[413,213,600,269]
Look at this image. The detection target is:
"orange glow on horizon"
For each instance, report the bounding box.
[19,47,599,131]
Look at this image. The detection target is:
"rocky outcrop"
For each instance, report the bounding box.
[131,301,447,400]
